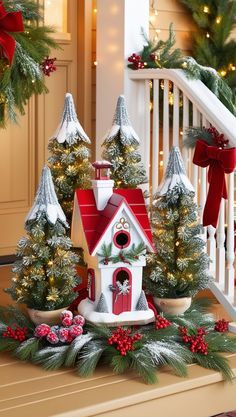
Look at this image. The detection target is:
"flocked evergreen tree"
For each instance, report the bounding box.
[7,166,79,311]
[144,147,212,299]
[102,95,147,188]
[48,93,92,223]
[179,0,236,90]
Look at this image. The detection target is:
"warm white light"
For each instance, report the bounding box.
[94,61,98,66]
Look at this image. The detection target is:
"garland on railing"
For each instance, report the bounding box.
[97,242,146,265]
[0,301,236,384]
[127,24,236,116]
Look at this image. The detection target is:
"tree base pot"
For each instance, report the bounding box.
[153,297,192,315]
[27,306,69,325]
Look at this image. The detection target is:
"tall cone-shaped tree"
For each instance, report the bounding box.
[102,95,147,188]
[144,147,212,299]
[7,166,79,311]
[48,93,92,224]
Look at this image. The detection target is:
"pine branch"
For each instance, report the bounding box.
[194,351,235,381]
[15,337,40,361]
[64,333,94,367]
[34,345,70,370]
[77,340,106,377]
[130,349,158,384]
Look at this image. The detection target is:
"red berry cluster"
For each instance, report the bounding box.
[108,327,142,356]
[155,315,171,330]
[34,310,85,345]
[41,56,57,76]
[128,53,145,70]
[207,126,229,148]
[214,319,229,333]
[3,325,28,342]
[179,326,208,355]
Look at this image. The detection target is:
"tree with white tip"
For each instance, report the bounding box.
[7,166,79,311]
[102,95,147,188]
[144,147,212,299]
[48,93,92,223]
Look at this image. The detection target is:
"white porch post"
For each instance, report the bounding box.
[96,0,149,159]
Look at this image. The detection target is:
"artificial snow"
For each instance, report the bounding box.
[78,298,155,326]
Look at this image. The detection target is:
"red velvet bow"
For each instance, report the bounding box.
[0,1,24,64]
[193,140,236,228]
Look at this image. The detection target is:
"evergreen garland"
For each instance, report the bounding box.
[178,0,236,91]
[0,0,58,127]
[127,24,236,116]
[0,301,236,384]
[97,242,146,265]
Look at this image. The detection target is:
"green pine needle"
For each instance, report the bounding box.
[194,351,235,381]
[15,337,40,361]
[130,349,158,384]
[34,345,70,370]
[77,340,106,377]
[64,333,93,367]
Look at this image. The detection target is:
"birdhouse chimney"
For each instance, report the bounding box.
[92,161,114,210]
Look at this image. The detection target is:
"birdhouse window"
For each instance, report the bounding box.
[113,230,130,249]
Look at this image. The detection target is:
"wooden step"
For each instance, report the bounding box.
[0,352,235,417]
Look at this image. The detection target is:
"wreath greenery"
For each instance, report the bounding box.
[0,0,58,127]
[0,300,236,385]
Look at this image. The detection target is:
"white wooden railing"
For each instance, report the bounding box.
[128,68,236,319]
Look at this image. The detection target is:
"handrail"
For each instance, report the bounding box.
[129,68,236,146]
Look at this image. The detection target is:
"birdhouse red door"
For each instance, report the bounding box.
[112,268,132,315]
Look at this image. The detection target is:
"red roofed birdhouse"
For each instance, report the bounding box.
[71,161,155,326]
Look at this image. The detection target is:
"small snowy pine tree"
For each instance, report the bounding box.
[144,147,212,299]
[7,166,79,311]
[48,93,92,223]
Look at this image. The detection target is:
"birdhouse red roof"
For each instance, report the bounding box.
[74,188,155,255]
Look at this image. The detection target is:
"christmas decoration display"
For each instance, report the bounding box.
[127,24,236,116]
[179,0,236,91]
[48,93,92,224]
[102,95,147,188]
[6,166,79,312]
[184,126,236,228]
[71,160,155,326]
[34,310,85,345]
[0,0,58,127]
[144,147,212,300]
[41,56,57,77]
[1,300,236,384]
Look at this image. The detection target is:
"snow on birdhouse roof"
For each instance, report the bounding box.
[92,160,113,169]
[25,166,68,227]
[74,188,155,255]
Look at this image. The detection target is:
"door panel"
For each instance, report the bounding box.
[113,268,132,315]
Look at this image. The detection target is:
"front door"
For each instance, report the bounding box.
[112,268,132,315]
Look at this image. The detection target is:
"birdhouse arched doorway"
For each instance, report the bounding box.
[112,268,132,315]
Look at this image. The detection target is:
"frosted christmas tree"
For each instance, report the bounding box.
[48,93,92,223]
[144,147,212,300]
[7,166,79,311]
[102,95,147,188]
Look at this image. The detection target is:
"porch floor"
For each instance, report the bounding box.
[0,265,236,417]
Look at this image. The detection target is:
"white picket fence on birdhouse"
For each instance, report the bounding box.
[128,68,236,319]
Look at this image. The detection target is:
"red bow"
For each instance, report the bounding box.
[193,140,236,228]
[0,2,24,64]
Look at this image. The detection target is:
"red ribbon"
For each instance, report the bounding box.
[193,140,236,228]
[0,2,24,64]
